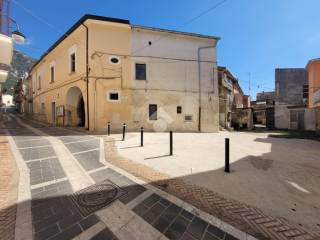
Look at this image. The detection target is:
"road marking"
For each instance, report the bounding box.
[87,166,108,174]
[73,148,100,155]
[18,145,52,150]
[30,177,69,190]
[287,181,310,194]
[14,137,44,142]
[24,156,57,163]
[63,138,96,145]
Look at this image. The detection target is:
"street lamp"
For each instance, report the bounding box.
[0,15,26,83]
[11,30,25,44]
[3,16,26,44]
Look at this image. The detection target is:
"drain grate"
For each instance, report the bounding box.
[71,179,127,217]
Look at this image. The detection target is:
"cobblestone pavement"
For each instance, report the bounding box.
[5,114,244,240]
[0,114,19,240]
[104,137,320,240]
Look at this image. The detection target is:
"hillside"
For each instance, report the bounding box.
[2,50,37,95]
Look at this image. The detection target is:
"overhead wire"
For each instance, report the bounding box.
[131,0,228,55]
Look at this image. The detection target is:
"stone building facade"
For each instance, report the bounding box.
[30,15,220,132]
[274,68,314,130]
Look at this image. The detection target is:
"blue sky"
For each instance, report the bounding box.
[12,0,320,99]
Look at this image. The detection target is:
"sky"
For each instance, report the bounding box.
[11,0,320,99]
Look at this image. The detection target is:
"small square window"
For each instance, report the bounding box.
[149,104,157,120]
[135,63,146,80]
[107,91,120,102]
[70,53,76,73]
[109,93,119,100]
[184,115,193,122]
[177,106,182,114]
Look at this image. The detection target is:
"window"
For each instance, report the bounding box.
[303,84,308,99]
[107,91,120,102]
[70,52,76,73]
[149,104,157,120]
[50,66,55,82]
[177,106,182,114]
[38,76,41,90]
[109,93,119,100]
[109,56,120,65]
[41,102,45,114]
[135,63,146,80]
[184,115,193,122]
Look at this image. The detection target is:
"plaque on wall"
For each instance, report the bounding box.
[56,105,65,117]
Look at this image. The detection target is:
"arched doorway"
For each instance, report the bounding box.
[66,86,85,127]
[77,95,85,127]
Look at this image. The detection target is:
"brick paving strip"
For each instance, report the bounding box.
[104,137,320,240]
[0,130,19,240]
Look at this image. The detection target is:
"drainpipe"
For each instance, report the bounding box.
[82,23,90,130]
[198,46,215,132]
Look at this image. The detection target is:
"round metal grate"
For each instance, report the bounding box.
[77,184,118,207]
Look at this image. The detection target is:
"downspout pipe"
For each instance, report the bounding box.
[82,23,90,130]
[198,46,215,132]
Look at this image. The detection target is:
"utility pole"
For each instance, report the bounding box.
[5,0,9,35]
[248,72,251,97]
[0,0,10,35]
[0,0,3,34]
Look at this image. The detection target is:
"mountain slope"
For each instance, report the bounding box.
[2,50,37,95]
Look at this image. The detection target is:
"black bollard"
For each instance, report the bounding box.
[141,127,144,147]
[122,123,126,141]
[225,138,230,173]
[170,131,173,156]
[107,122,111,136]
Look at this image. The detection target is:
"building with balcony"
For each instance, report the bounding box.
[218,66,235,128]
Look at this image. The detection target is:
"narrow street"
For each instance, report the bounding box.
[1,113,243,240]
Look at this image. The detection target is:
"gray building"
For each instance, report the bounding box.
[256,91,275,105]
[252,91,275,128]
[275,68,314,130]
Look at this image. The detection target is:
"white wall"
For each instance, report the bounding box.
[275,105,290,129]
[2,94,13,106]
[305,109,316,131]
[130,28,219,132]
[275,105,316,130]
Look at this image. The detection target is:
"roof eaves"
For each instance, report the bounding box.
[306,58,320,69]
[30,14,130,72]
[132,25,220,41]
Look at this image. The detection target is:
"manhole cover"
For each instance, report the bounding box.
[71,179,127,217]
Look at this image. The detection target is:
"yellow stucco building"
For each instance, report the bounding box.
[307,58,320,130]
[30,15,220,132]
